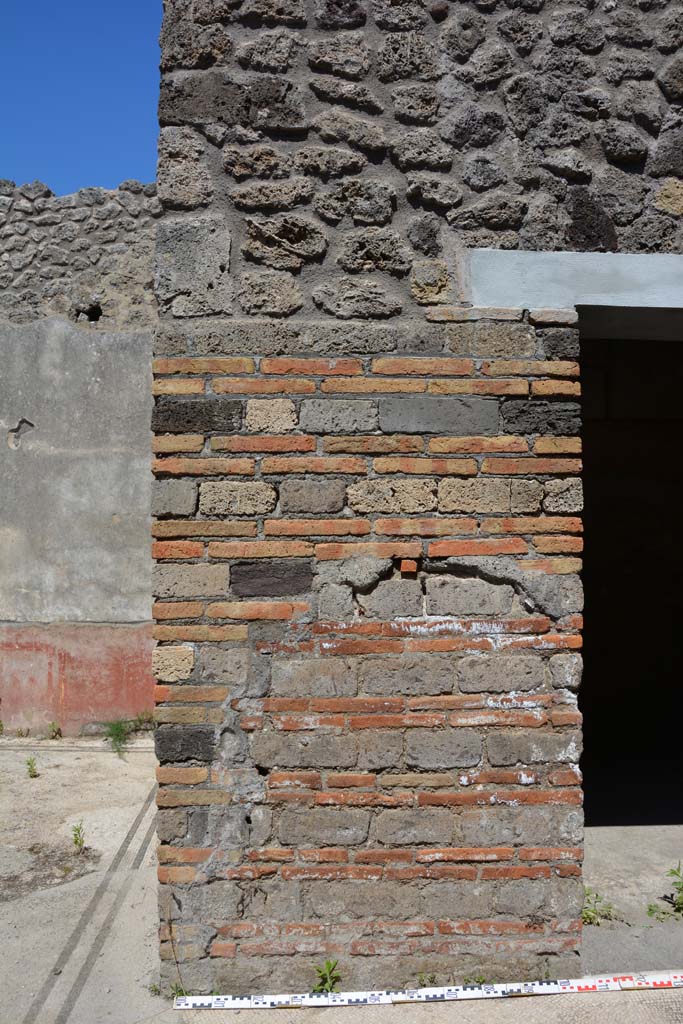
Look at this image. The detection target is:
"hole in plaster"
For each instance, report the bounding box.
[75,302,103,323]
[7,417,35,450]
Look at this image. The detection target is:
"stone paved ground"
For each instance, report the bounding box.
[1,738,681,1024]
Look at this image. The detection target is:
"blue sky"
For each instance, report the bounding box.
[2,1,162,195]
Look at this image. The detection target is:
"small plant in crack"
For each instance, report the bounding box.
[105,719,132,756]
[647,862,683,922]
[582,887,617,925]
[26,757,39,779]
[417,972,438,988]
[463,975,489,986]
[171,982,188,998]
[313,959,342,993]
[48,721,62,739]
[71,821,86,854]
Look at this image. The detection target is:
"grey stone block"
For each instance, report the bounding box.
[271,657,358,697]
[511,479,544,513]
[549,653,583,691]
[448,323,540,360]
[159,70,308,133]
[152,397,242,434]
[379,396,499,435]
[230,559,314,596]
[318,582,356,619]
[420,881,493,920]
[156,809,187,842]
[279,808,370,845]
[155,725,216,763]
[250,731,357,768]
[358,579,423,618]
[306,881,422,920]
[156,216,232,316]
[495,879,546,916]
[543,478,584,513]
[373,808,454,845]
[299,399,378,433]
[456,654,546,693]
[152,479,197,517]
[406,728,482,768]
[358,655,454,696]
[196,647,269,698]
[153,563,230,598]
[487,729,582,766]
[500,400,580,436]
[279,478,347,513]
[425,577,514,616]
[199,481,277,516]
[457,806,584,847]
[357,730,403,769]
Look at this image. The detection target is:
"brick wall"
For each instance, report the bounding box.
[153,308,584,993]
[146,0,628,994]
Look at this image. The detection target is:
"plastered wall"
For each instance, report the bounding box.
[0,181,159,734]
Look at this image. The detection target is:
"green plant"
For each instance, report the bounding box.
[133,710,154,730]
[647,862,683,921]
[417,973,437,988]
[666,862,683,913]
[582,887,616,926]
[148,983,161,997]
[104,719,131,756]
[16,727,30,738]
[48,721,62,739]
[170,983,188,998]
[0,719,4,736]
[463,975,488,986]
[313,959,342,993]
[72,821,86,853]
[647,902,671,923]
[26,757,39,778]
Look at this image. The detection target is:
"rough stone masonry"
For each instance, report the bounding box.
[152,0,682,995]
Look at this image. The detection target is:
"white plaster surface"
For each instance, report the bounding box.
[0,318,153,622]
[468,250,683,311]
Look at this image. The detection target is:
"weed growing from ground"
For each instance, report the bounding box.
[582,887,616,925]
[648,862,683,922]
[463,975,488,986]
[0,720,4,736]
[26,757,39,778]
[71,821,86,853]
[170,983,187,998]
[105,719,132,756]
[313,959,342,993]
[148,983,161,997]
[47,721,62,739]
[417,973,437,988]
[133,710,154,730]
[16,727,30,738]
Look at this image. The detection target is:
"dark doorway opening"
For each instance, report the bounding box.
[580,336,683,826]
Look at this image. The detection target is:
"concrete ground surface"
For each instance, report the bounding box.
[1,738,681,1024]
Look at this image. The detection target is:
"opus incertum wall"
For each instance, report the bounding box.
[152,0,682,994]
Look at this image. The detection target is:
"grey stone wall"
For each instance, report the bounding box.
[0,179,160,328]
[156,0,683,343]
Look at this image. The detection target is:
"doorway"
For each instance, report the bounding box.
[580,334,683,826]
